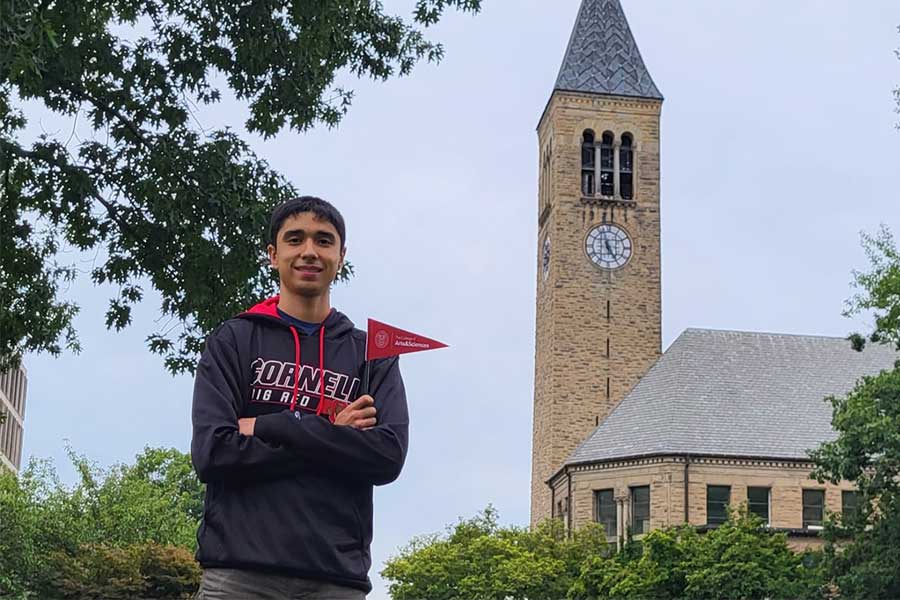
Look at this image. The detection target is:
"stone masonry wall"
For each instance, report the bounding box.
[531,91,663,524]
[560,456,856,548]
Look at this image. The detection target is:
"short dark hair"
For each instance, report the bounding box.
[268,196,346,249]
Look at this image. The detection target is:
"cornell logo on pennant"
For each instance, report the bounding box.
[374,329,390,349]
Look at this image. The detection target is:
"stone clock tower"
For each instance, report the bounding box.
[531,0,663,524]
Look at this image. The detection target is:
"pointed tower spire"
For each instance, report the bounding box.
[555,0,662,100]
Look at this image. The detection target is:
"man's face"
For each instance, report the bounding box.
[268,212,345,299]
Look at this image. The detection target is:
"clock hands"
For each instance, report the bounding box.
[587,225,631,269]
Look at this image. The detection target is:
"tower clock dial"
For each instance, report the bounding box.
[585,224,633,270]
[542,237,551,280]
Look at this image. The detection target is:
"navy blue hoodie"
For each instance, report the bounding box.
[191,296,408,592]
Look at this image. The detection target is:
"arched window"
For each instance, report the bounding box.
[599,132,614,196]
[620,133,634,200]
[581,130,595,196]
[541,140,553,211]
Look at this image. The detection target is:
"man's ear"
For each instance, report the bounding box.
[267,244,277,269]
[339,247,347,270]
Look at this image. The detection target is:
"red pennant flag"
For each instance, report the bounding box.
[366,319,448,360]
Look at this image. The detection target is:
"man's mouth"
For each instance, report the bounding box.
[293,265,324,279]
[293,265,323,273]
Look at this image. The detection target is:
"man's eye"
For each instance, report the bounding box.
[318,238,333,246]
[286,237,301,244]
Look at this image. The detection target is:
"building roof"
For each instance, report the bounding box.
[567,329,898,466]
[554,0,663,100]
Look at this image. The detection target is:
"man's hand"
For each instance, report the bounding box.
[334,395,377,430]
[239,417,256,436]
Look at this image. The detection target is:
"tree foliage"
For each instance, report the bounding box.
[0,446,202,598]
[572,511,821,600]
[0,0,481,374]
[809,226,900,599]
[44,542,200,600]
[381,506,609,600]
[382,508,823,600]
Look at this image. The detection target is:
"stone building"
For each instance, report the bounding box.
[530,0,892,547]
[0,364,27,473]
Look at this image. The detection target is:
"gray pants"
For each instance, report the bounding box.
[196,568,366,600]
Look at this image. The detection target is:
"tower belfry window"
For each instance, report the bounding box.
[581,130,595,196]
[599,132,614,197]
[620,133,634,200]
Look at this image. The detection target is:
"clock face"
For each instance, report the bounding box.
[542,237,551,280]
[585,224,632,270]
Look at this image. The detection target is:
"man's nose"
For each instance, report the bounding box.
[300,239,318,258]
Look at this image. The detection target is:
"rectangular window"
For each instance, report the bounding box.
[802,489,825,529]
[13,371,21,407]
[599,170,613,197]
[630,486,650,534]
[599,135,614,196]
[12,427,20,468]
[620,173,633,200]
[600,145,614,170]
[842,491,858,523]
[581,145,595,169]
[582,171,595,196]
[747,487,770,524]
[706,485,731,526]
[595,489,616,537]
[620,150,633,199]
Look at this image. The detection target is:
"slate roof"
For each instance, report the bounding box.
[567,329,898,466]
[555,0,663,100]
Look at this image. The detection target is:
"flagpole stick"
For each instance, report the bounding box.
[359,358,371,397]
[362,360,371,397]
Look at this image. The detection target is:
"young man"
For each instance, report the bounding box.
[191,196,409,599]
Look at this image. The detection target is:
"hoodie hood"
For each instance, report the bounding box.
[239,295,356,338]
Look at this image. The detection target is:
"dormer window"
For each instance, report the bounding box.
[581,130,595,195]
[599,132,614,197]
[620,133,634,200]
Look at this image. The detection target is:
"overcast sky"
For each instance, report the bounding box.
[18,1,900,598]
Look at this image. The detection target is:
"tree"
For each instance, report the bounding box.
[679,514,821,600]
[809,226,900,599]
[571,511,822,600]
[0,446,202,598]
[385,508,823,600]
[0,0,482,374]
[381,507,608,600]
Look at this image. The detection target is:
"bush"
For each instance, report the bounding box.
[45,542,200,599]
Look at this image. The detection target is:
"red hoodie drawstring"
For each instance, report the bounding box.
[288,327,301,412]
[315,325,327,419]
[288,323,330,420]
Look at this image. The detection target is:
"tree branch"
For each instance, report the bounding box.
[74,88,150,147]
[0,139,133,236]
